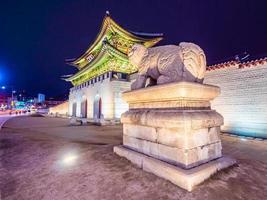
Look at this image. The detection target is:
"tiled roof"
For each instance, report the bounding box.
[207,57,267,71]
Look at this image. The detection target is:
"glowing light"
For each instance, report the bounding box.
[1,86,5,89]
[61,152,78,166]
[53,150,80,171]
[0,67,9,83]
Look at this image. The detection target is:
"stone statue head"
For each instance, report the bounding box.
[179,42,206,81]
[128,44,148,67]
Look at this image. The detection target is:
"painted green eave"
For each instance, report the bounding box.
[65,42,137,86]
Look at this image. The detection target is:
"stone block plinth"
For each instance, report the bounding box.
[114,82,236,191]
[114,146,236,192]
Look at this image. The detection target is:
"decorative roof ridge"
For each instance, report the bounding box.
[207,60,238,71]
[208,60,237,68]
[106,16,163,41]
[207,56,267,71]
[238,56,267,68]
[129,30,164,37]
[67,13,163,69]
[66,14,110,68]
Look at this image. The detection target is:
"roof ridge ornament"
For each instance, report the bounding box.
[106,10,110,16]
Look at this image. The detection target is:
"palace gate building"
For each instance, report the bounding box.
[65,12,162,122]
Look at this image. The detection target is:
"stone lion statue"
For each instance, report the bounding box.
[128,42,206,90]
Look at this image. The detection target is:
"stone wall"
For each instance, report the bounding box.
[49,101,69,117]
[204,58,267,138]
[111,81,131,118]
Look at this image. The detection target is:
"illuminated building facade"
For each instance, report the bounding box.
[38,93,45,103]
[65,12,162,122]
[205,58,267,138]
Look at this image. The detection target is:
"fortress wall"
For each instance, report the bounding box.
[49,101,69,117]
[204,60,267,138]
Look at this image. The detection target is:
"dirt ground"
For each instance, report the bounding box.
[0,116,267,200]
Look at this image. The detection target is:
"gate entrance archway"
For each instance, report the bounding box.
[72,102,77,117]
[93,95,102,119]
[81,99,87,118]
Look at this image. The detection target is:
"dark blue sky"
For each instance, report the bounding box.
[0,0,267,96]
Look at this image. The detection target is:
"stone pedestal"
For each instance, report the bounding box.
[114,82,236,191]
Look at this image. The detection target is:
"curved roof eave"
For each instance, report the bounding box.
[65,42,128,82]
[69,14,163,68]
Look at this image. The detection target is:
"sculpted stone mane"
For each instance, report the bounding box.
[128,42,206,90]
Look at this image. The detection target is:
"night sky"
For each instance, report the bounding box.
[0,0,267,97]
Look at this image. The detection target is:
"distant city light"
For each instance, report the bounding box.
[1,86,5,89]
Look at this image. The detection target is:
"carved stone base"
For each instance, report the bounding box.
[121,110,224,169]
[114,82,236,191]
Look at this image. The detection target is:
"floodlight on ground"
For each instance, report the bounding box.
[61,152,78,167]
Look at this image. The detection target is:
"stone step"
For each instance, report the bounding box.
[114,145,236,192]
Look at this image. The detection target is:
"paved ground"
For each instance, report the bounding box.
[0,116,267,200]
[0,115,16,129]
